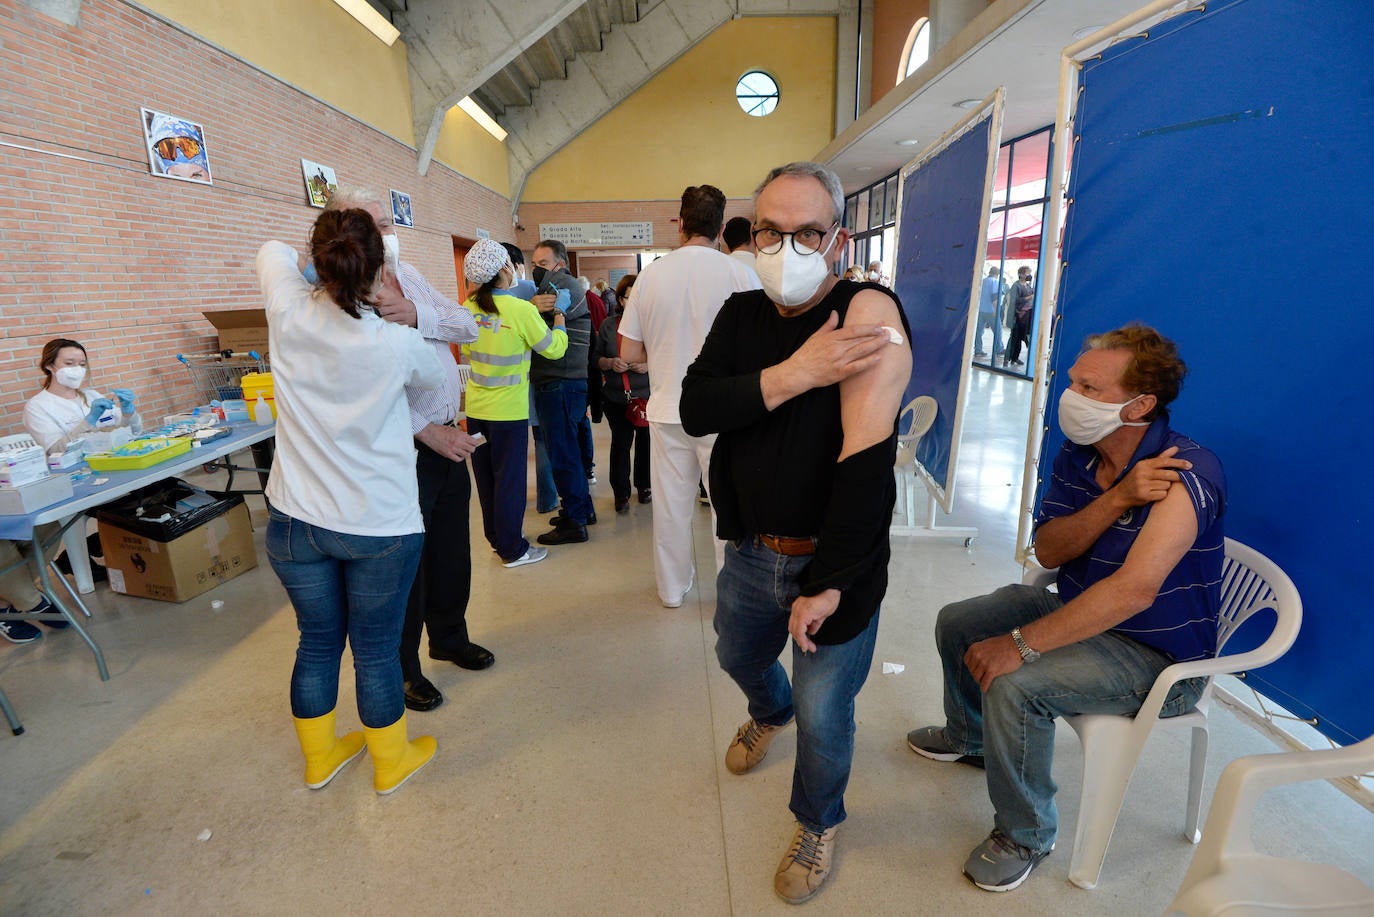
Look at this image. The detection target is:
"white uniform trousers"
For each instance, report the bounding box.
[647,421,723,606]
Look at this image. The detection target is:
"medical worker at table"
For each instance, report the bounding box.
[257,207,444,796]
[23,338,136,454]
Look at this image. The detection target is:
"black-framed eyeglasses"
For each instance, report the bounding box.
[752,221,839,256]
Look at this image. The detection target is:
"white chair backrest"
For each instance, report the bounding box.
[898,396,937,446]
[1215,537,1302,660]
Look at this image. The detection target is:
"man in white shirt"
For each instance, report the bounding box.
[619,184,760,608]
[326,188,484,713]
[724,216,756,272]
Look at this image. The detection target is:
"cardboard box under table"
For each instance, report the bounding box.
[96,481,257,603]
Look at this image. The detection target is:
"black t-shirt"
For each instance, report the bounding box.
[680,280,911,644]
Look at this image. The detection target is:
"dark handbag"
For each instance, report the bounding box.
[622,372,648,428]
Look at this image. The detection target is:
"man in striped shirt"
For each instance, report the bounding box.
[907,324,1225,892]
[325,188,486,713]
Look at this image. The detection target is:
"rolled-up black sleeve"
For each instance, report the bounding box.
[680,297,771,436]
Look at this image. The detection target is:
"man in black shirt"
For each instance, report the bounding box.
[1004,265,1035,366]
[681,161,912,904]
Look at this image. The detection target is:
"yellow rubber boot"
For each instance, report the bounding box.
[292,710,365,789]
[363,713,437,796]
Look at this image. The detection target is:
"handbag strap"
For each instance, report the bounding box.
[621,371,633,399]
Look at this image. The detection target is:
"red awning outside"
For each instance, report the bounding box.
[987,206,1043,261]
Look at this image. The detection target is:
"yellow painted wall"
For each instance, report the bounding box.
[522,17,836,201]
[136,0,510,196]
[434,107,511,198]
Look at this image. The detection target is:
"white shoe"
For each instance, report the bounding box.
[661,570,695,608]
[503,546,548,568]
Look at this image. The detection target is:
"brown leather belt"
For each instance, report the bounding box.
[756,534,818,556]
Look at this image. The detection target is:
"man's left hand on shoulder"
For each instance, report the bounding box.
[375,267,417,327]
[789,589,842,653]
[964,635,1023,692]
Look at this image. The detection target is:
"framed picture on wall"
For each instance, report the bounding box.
[301,159,337,208]
[141,108,212,184]
[390,189,414,227]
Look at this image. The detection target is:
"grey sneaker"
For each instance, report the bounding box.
[906,725,985,768]
[774,822,837,904]
[963,830,1052,892]
[503,546,548,568]
[725,717,790,774]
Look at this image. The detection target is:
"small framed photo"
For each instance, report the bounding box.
[141,108,212,184]
[390,189,414,227]
[301,159,338,208]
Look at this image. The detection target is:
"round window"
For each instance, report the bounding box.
[735,71,779,117]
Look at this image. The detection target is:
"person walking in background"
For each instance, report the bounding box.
[618,184,759,608]
[594,273,650,514]
[258,207,441,796]
[1004,266,1035,367]
[975,266,1005,360]
[462,239,568,568]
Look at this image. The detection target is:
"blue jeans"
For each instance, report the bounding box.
[531,426,558,514]
[267,507,423,728]
[714,538,880,832]
[578,412,595,477]
[935,584,1206,853]
[468,417,531,562]
[532,379,593,523]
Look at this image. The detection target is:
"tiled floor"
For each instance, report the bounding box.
[1,368,1370,915]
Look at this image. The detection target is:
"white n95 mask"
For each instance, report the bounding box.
[1057,388,1148,445]
[755,233,839,309]
[382,233,401,272]
[55,366,87,389]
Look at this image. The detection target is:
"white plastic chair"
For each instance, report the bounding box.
[1167,734,1374,916]
[892,396,937,528]
[1024,537,1303,889]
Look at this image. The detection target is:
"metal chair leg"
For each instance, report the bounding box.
[0,683,23,735]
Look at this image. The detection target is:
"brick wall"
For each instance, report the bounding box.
[0,0,511,431]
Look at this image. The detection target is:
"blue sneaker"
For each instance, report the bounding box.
[33,597,69,629]
[0,614,42,644]
[963,830,1053,892]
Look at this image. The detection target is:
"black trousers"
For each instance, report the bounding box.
[1006,312,1033,364]
[604,402,650,501]
[400,440,473,681]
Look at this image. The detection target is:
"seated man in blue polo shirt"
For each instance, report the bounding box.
[907,323,1225,892]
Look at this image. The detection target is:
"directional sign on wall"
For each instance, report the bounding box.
[539,222,653,247]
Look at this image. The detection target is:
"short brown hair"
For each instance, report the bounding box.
[1086,323,1187,420]
[680,185,726,240]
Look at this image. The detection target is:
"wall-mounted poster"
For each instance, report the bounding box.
[390,189,414,227]
[301,159,337,208]
[141,108,212,184]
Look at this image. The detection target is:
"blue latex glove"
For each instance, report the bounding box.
[554,288,571,313]
[113,388,136,413]
[85,398,115,426]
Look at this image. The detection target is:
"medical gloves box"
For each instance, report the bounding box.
[97,498,257,603]
[0,473,75,515]
[0,439,48,487]
[202,308,269,355]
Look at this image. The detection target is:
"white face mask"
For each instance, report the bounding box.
[382,233,400,272]
[54,366,87,389]
[1058,388,1149,445]
[755,231,839,309]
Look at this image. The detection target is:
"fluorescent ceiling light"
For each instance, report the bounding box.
[1072,25,1105,40]
[457,97,508,142]
[897,138,921,146]
[333,0,400,46]
[954,98,982,110]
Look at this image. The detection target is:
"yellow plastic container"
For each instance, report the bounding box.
[239,372,276,419]
[84,437,193,471]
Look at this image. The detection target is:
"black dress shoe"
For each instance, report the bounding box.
[430,642,495,671]
[537,520,589,545]
[638,488,652,504]
[615,497,630,515]
[404,676,443,711]
[549,509,597,526]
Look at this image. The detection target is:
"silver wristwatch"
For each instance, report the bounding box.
[1010,627,1041,663]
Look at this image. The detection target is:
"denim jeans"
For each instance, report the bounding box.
[715,538,880,832]
[935,584,1206,853]
[531,426,558,514]
[468,417,531,562]
[532,379,593,523]
[577,412,595,478]
[267,507,423,728]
